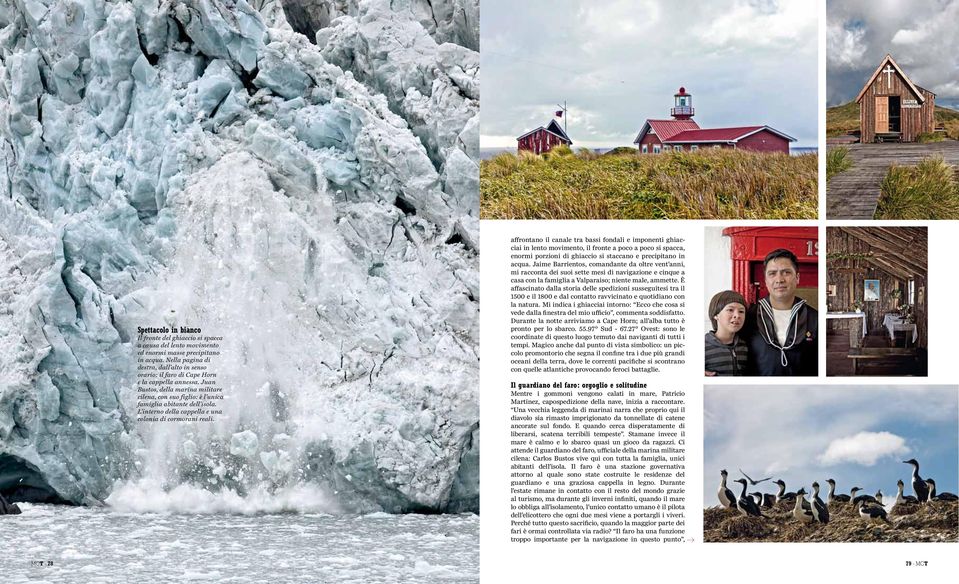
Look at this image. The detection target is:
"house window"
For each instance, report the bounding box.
[653,145,661,154]
[713,145,721,149]
[909,279,915,305]
[641,144,648,153]
[691,145,699,151]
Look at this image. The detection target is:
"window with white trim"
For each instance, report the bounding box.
[641,144,648,153]
[653,145,661,154]
[691,145,699,151]
[713,145,721,149]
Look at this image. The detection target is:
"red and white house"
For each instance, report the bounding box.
[634,87,795,154]
[516,119,572,155]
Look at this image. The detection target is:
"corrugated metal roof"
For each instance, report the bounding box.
[646,119,700,141]
[666,126,764,142]
[666,125,796,143]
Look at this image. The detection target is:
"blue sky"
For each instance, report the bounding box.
[828,0,959,109]
[481,0,818,149]
[704,386,959,507]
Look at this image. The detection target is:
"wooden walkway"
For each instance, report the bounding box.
[826,141,959,219]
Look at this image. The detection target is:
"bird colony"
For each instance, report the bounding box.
[706,460,958,542]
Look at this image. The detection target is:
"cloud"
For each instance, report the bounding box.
[827,0,959,107]
[481,0,818,147]
[826,22,867,70]
[818,431,909,466]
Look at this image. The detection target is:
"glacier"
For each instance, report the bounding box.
[0,0,478,514]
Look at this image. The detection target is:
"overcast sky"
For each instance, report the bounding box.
[828,0,959,109]
[481,0,818,149]
[704,386,959,508]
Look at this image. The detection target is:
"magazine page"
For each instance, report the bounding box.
[0,1,479,582]
[2,0,959,583]
[479,0,957,582]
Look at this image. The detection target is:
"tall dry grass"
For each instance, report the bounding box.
[480,148,817,220]
[826,146,852,181]
[875,156,959,219]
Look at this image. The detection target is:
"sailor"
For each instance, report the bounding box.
[741,249,818,376]
[718,469,736,509]
[902,459,930,502]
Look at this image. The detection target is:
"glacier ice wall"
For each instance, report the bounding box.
[0,0,478,513]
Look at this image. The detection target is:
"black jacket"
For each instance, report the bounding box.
[742,297,817,376]
[704,332,748,376]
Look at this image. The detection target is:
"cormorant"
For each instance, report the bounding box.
[793,488,815,523]
[773,479,796,504]
[896,479,918,504]
[903,459,930,502]
[925,479,959,502]
[750,491,775,509]
[810,482,829,524]
[733,478,763,517]
[718,469,736,509]
[739,468,772,486]
[851,487,878,507]
[857,499,888,523]
[825,478,850,505]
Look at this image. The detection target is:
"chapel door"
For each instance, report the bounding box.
[875,96,889,133]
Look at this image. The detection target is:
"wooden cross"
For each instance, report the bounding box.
[883,65,895,89]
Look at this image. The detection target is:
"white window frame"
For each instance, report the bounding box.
[641,144,648,153]
[691,145,698,151]
[713,145,721,149]
[653,144,661,154]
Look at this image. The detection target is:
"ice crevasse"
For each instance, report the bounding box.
[0,0,479,513]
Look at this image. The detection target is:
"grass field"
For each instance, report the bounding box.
[480,146,818,220]
[875,156,959,219]
[827,102,959,139]
[826,146,852,181]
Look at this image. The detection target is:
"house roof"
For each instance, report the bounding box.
[633,119,700,144]
[516,119,573,144]
[855,54,926,104]
[666,125,796,143]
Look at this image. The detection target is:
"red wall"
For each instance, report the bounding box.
[518,129,567,155]
[639,134,663,152]
[639,137,733,153]
[723,227,819,305]
[638,129,790,154]
[735,129,790,154]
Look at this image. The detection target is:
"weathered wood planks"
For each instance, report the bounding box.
[826,141,959,219]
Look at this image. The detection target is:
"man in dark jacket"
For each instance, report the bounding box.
[742,248,818,376]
